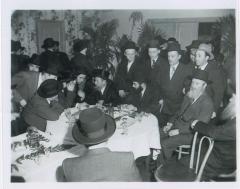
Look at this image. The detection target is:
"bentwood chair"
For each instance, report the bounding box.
[155,132,214,182]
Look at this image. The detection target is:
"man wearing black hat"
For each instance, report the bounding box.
[145,40,168,93]
[11,40,29,76]
[191,90,236,181]
[114,41,144,103]
[21,79,74,131]
[27,54,40,72]
[39,38,59,72]
[157,42,194,127]
[185,40,201,65]
[159,70,214,164]
[61,107,142,181]
[92,69,120,106]
[11,63,60,109]
[129,74,160,115]
[70,39,93,75]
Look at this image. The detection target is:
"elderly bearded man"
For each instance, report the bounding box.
[158,69,214,164]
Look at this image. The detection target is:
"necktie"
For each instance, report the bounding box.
[169,66,176,80]
[151,60,156,68]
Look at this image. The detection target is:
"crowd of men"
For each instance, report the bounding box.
[11,35,236,181]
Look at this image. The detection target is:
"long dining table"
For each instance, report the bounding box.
[11,104,161,182]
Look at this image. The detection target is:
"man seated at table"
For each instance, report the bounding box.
[92,69,120,106]
[73,67,98,105]
[129,74,160,115]
[61,107,142,182]
[158,69,214,164]
[21,79,75,132]
[190,81,236,181]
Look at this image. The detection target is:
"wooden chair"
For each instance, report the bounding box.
[154,132,214,182]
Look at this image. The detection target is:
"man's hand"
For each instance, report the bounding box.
[20,99,27,107]
[77,90,85,101]
[119,90,127,98]
[191,120,199,129]
[168,129,179,137]
[211,112,216,119]
[66,81,76,92]
[163,122,173,133]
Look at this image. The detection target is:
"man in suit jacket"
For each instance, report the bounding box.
[159,70,214,164]
[11,65,59,109]
[195,43,227,115]
[145,39,168,93]
[92,69,120,106]
[70,39,93,75]
[129,74,160,115]
[61,108,142,182]
[22,79,75,131]
[114,41,144,103]
[191,93,236,180]
[157,42,194,127]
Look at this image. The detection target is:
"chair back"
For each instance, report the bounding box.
[189,132,214,181]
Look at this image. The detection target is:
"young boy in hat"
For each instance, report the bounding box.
[158,69,214,164]
[61,107,142,182]
[21,79,72,132]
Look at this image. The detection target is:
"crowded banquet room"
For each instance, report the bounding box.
[8,8,237,183]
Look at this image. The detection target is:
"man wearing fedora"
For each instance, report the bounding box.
[11,63,60,109]
[145,39,168,93]
[195,43,227,116]
[21,79,74,132]
[39,38,59,71]
[114,41,144,104]
[185,40,202,65]
[27,54,41,72]
[92,69,120,106]
[157,42,194,127]
[70,39,93,75]
[11,40,29,76]
[158,69,214,164]
[61,107,142,182]
[129,73,160,115]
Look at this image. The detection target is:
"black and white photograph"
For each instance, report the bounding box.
[1,0,239,188]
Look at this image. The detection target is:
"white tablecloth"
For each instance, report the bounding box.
[46,111,161,159]
[11,110,161,182]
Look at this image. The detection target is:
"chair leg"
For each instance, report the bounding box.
[178,147,182,160]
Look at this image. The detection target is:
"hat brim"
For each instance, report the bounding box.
[197,49,214,60]
[72,114,116,145]
[187,75,212,84]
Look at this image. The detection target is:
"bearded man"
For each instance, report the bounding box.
[158,69,214,164]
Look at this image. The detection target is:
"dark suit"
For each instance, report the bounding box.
[11,71,40,104]
[160,92,214,161]
[62,148,142,182]
[70,53,93,75]
[94,80,120,106]
[22,90,74,132]
[39,50,57,71]
[11,54,29,76]
[193,118,236,179]
[145,56,167,94]
[200,62,227,113]
[158,62,194,125]
[129,85,160,115]
[114,58,144,92]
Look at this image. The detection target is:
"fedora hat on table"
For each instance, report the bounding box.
[72,107,116,145]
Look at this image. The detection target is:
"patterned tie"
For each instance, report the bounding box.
[169,66,176,80]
